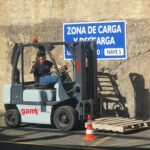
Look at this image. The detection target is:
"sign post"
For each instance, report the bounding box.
[63,21,126,60]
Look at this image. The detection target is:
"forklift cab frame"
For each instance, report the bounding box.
[11,42,70,103]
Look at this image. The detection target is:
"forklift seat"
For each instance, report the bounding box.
[23,82,55,90]
[35,82,55,89]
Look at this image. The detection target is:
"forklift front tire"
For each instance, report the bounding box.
[4,109,21,128]
[54,106,77,131]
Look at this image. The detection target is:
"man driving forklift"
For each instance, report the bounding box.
[29,52,57,84]
[29,37,64,85]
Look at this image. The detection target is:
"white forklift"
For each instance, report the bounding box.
[3,40,100,130]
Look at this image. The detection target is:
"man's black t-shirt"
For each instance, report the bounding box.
[34,60,53,79]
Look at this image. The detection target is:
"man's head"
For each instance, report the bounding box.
[38,53,46,64]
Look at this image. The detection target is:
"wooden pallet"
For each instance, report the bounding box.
[92,117,150,133]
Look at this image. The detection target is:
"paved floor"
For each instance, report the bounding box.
[0,117,150,150]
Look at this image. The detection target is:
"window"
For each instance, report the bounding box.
[23,46,36,82]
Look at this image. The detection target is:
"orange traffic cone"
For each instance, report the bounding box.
[82,115,96,141]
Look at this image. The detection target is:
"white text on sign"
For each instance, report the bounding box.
[67,25,122,35]
[104,48,124,56]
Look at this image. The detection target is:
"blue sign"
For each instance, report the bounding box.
[63,21,126,60]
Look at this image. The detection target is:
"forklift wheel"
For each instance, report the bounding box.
[54,106,77,131]
[4,109,21,128]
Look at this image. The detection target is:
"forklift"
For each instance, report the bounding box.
[3,40,100,130]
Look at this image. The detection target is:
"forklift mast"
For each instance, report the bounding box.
[68,41,99,120]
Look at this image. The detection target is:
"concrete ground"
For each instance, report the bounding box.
[0,115,150,150]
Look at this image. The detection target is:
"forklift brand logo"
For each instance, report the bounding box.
[21,108,39,115]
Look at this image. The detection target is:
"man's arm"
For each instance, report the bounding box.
[57,64,64,69]
[47,60,65,71]
[29,61,35,74]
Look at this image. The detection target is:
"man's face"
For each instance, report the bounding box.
[38,56,46,64]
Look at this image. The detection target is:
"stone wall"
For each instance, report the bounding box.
[0,0,150,119]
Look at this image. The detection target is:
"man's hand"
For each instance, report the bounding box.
[57,64,65,69]
[31,61,35,67]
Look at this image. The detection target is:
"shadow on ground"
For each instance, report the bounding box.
[0,142,150,150]
[1,125,150,149]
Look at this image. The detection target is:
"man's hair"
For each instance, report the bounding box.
[38,52,46,57]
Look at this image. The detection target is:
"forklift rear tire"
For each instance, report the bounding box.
[54,106,77,131]
[4,109,21,128]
